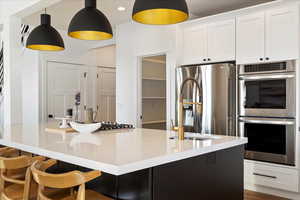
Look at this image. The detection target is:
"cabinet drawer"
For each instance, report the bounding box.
[245,161,299,192]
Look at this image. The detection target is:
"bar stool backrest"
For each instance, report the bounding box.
[31,160,101,200]
[0,156,34,170]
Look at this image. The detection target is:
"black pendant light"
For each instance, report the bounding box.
[68,0,113,40]
[26,13,65,51]
[132,0,189,25]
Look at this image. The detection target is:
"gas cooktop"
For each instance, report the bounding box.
[98,122,134,131]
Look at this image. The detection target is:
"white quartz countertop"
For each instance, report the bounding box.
[0,123,247,175]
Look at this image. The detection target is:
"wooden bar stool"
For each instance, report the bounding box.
[31,159,113,200]
[0,155,45,200]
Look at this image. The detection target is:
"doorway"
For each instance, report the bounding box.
[140,55,166,130]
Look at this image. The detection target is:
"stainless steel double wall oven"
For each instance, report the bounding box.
[238,61,296,166]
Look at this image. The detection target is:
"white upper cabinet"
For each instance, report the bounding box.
[265,7,299,62]
[182,25,207,65]
[182,19,235,65]
[237,6,299,64]
[207,19,236,62]
[236,13,265,64]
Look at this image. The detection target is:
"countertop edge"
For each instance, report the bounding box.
[116,138,247,175]
[0,138,247,176]
[0,139,121,175]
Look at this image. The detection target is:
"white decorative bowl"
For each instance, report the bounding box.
[70,122,101,133]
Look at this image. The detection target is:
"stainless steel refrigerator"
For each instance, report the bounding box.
[176,62,237,136]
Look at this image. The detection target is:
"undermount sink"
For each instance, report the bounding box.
[170,133,222,141]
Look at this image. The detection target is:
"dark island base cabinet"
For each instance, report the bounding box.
[48,145,244,200]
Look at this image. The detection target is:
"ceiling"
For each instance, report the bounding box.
[23,0,275,31]
[187,0,275,17]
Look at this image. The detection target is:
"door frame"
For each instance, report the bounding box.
[136,51,172,129]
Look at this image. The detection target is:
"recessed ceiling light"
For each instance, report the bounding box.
[118,6,126,11]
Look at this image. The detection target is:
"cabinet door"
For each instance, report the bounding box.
[207,19,236,62]
[47,62,86,120]
[236,13,265,64]
[97,68,116,122]
[182,25,207,65]
[265,7,299,62]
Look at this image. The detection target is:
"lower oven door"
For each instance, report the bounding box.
[239,117,295,166]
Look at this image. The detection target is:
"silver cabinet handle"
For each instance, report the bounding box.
[253,173,277,179]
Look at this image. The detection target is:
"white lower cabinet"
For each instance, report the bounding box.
[245,161,299,192]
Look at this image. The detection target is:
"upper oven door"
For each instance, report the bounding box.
[239,72,295,118]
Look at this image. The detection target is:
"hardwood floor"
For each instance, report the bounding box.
[245,190,290,200]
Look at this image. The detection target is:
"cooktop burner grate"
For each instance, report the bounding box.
[98,122,134,131]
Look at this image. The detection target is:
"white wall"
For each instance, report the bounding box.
[3,17,24,125]
[0,32,3,130]
[2,19,40,125]
[40,29,101,64]
[0,0,41,20]
[0,0,64,126]
[0,101,3,131]
[0,0,99,126]
[116,21,178,127]
[0,0,63,18]
[39,28,108,122]
[86,45,116,68]
[2,19,110,125]
[22,49,39,125]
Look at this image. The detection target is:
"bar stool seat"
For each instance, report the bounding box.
[5,169,27,180]
[2,183,38,200]
[31,159,113,200]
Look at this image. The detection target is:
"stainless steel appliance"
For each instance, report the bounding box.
[176,62,237,136]
[238,61,296,166]
[239,61,296,118]
[239,117,295,166]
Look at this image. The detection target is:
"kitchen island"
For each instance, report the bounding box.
[0,123,247,200]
